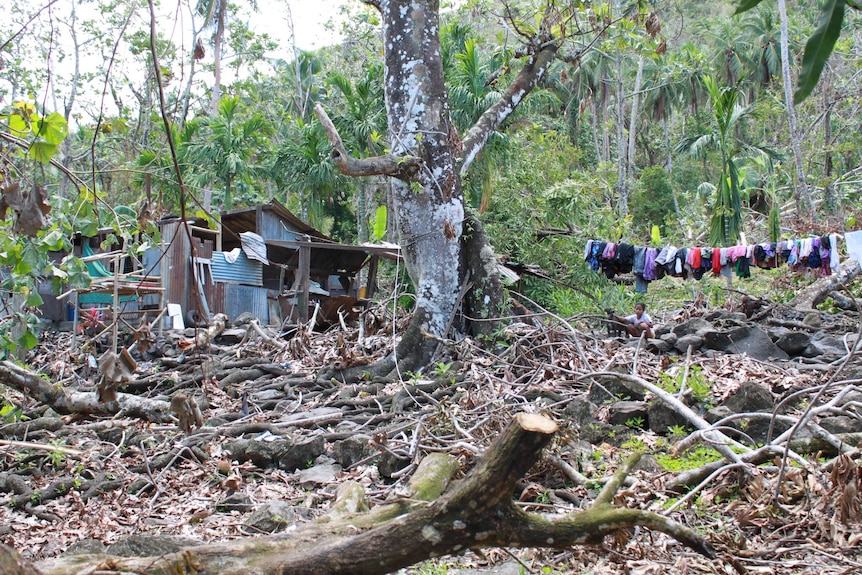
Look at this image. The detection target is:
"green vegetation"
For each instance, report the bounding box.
[655,446,724,472]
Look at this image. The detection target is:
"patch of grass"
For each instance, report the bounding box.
[655,445,722,472]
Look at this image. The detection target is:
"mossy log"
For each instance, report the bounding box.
[22,414,714,575]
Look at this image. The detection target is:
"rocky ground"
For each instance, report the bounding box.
[1,295,861,574]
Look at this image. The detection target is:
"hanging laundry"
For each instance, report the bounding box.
[584,232,850,291]
[846,230,862,268]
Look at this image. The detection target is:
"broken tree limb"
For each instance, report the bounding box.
[32,413,714,575]
[314,103,422,180]
[789,259,861,310]
[243,319,289,351]
[0,361,174,423]
[177,312,229,352]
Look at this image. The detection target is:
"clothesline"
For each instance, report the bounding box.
[584,234,847,293]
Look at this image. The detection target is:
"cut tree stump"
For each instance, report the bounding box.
[27,413,715,575]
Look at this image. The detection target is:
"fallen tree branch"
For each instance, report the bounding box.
[583,372,751,472]
[790,259,861,310]
[0,360,173,423]
[30,414,714,575]
[314,103,422,180]
[177,313,229,352]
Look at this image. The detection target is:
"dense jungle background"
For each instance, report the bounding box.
[2,1,862,574]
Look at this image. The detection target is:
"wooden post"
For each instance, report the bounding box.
[112,254,120,355]
[365,255,379,298]
[297,237,311,324]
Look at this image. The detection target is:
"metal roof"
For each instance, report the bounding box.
[220,200,329,248]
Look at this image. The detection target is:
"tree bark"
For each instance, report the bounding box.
[778,0,817,222]
[0,361,174,423]
[317,2,567,373]
[789,259,861,310]
[625,54,645,212]
[29,414,714,575]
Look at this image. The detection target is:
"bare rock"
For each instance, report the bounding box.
[721,381,774,413]
[648,400,692,435]
[803,332,849,359]
[63,539,107,556]
[646,338,673,354]
[299,457,341,488]
[607,401,648,428]
[674,334,704,353]
[332,434,376,468]
[775,331,811,355]
[216,493,254,513]
[672,318,713,337]
[818,416,862,435]
[717,381,779,445]
[227,434,326,471]
[563,395,598,429]
[588,375,645,403]
[702,326,789,361]
[243,501,318,534]
[108,534,202,557]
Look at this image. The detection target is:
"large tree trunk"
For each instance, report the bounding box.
[381,0,464,371]
[790,259,861,311]
[317,1,559,375]
[778,0,817,222]
[624,54,645,215]
[22,414,713,575]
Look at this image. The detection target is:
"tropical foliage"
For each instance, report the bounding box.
[1,0,861,353]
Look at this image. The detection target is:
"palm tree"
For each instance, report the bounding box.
[269,117,352,231]
[326,65,387,242]
[195,0,256,112]
[134,119,202,213]
[695,17,749,89]
[448,38,508,213]
[676,76,780,246]
[446,36,556,212]
[184,95,271,211]
[569,46,616,163]
[741,7,783,89]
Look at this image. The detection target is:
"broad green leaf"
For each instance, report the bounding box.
[29,141,58,164]
[733,0,765,15]
[7,114,28,136]
[795,0,846,104]
[0,334,14,354]
[42,229,69,251]
[26,292,44,307]
[372,205,387,241]
[13,258,32,276]
[51,265,69,280]
[36,112,68,145]
[18,330,38,350]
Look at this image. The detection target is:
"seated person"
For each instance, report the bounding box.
[609,302,654,339]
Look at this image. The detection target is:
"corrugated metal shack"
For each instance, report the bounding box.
[148,200,400,327]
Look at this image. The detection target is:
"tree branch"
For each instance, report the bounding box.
[313,104,422,180]
[0,360,174,423]
[458,44,558,176]
[32,414,714,575]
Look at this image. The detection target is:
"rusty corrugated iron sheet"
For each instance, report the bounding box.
[215,283,270,322]
[211,251,263,286]
[239,232,268,264]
